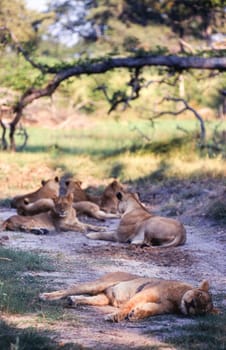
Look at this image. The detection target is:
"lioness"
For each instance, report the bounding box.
[65,179,121,220]
[100,179,124,213]
[87,191,186,247]
[65,179,99,204]
[2,193,103,234]
[73,201,120,221]
[18,198,119,221]
[39,271,216,322]
[11,176,60,209]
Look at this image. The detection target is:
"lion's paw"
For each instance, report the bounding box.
[127,309,137,321]
[104,312,124,322]
[39,292,50,301]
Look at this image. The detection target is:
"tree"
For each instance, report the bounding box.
[0,0,225,150]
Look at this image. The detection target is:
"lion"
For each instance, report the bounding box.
[11,176,60,209]
[39,271,216,322]
[17,197,119,221]
[72,201,120,221]
[65,179,100,204]
[64,179,122,220]
[99,179,124,213]
[2,193,104,234]
[17,198,55,216]
[87,191,186,248]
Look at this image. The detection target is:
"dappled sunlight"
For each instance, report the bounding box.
[1,311,177,349]
[1,146,226,199]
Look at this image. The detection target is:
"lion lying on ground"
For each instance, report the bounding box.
[63,179,123,219]
[65,179,99,204]
[11,176,60,209]
[87,191,186,247]
[39,271,216,322]
[15,179,122,220]
[2,193,103,234]
[72,201,120,220]
[65,178,124,212]
[18,197,119,221]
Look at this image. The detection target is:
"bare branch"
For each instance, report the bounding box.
[166,97,206,142]
[153,97,206,144]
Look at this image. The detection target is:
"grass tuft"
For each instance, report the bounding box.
[0,247,55,314]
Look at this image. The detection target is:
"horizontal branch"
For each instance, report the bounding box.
[8,53,226,150]
[47,55,226,75]
[18,54,226,108]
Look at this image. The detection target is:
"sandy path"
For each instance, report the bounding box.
[0,209,225,349]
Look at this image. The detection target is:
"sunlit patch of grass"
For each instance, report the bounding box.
[1,119,226,199]
[0,320,83,350]
[0,247,57,315]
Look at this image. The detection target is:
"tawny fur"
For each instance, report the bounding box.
[2,193,103,234]
[87,191,186,248]
[39,271,215,322]
[17,198,55,216]
[11,177,60,209]
[73,201,120,220]
[65,179,123,219]
[65,179,100,204]
[100,180,124,213]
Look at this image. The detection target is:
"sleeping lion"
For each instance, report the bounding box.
[87,191,186,248]
[39,271,216,322]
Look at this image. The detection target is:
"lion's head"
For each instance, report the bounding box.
[65,179,87,202]
[105,180,124,195]
[180,280,213,315]
[11,176,60,209]
[116,191,141,214]
[52,193,74,218]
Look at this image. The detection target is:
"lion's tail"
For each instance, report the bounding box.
[86,231,117,242]
[157,225,187,248]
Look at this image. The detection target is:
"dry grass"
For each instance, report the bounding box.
[0,117,226,201]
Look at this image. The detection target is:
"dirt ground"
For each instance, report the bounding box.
[0,180,226,349]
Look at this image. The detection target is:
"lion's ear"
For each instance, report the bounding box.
[116,192,123,200]
[55,176,59,183]
[199,280,210,292]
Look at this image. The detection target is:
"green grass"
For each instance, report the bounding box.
[1,117,226,199]
[22,119,201,155]
[0,247,83,349]
[0,247,55,315]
